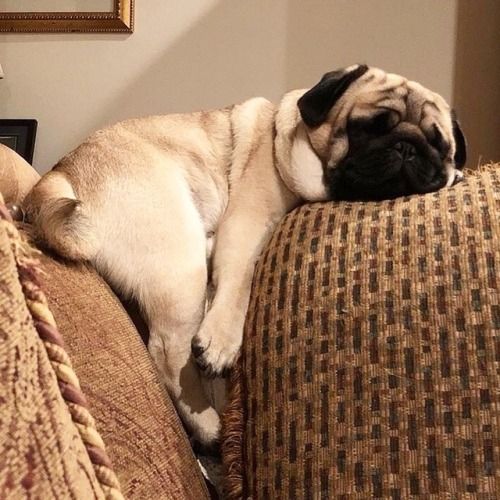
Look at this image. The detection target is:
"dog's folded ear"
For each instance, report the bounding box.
[298,64,369,128]
[451,110,467,169]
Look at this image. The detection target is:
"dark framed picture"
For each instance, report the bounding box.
[0,119,38,164]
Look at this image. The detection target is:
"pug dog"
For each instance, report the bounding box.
[24,65,466,447]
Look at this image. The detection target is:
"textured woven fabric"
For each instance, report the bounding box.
[223,167,500,499]
[0,213,104,498]
[0,144,40,205]
[34,250,210,499]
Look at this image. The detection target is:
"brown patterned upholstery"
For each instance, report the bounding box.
[223,167,500,499]
[35,250,210,499]
[0,205,106,499]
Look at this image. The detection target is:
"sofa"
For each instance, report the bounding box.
[1,143,499,499]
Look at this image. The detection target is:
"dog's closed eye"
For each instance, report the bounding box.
[364,111,394,135]
[351,110,399,136]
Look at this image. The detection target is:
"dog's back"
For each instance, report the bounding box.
[24,109,233,262]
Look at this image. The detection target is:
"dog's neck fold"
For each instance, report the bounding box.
[274,90,330,202]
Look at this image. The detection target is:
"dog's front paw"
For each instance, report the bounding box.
[192,315,242,377]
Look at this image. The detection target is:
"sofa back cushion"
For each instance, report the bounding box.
[0,144,40,205]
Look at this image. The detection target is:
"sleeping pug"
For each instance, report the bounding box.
[24,65,466,447]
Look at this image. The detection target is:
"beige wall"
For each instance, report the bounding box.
[0,0,458,173]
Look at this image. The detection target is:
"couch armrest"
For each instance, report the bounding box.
[34,245,210,499]
[0,197,109,499]
[223,166,500,499]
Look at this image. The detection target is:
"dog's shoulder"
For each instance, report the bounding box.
[231,97,273,136]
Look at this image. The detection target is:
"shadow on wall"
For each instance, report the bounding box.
[94,1,289,127]
[285,0,457,98]
[99,0,458,131]
[453,0,500,167]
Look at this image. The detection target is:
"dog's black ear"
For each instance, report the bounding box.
[451,110,467,169]
[298,64,369,127]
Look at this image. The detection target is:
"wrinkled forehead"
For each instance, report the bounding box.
[339,68,450,121]
[405,79,452,133]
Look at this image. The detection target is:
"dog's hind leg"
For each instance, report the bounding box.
[143,253,221,449]
[93,174,220,448]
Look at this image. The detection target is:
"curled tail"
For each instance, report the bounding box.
[24,172,98,261]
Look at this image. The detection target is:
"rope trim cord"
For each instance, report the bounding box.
[0,205,124,500]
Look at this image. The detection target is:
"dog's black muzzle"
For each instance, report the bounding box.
[327,137,450,201]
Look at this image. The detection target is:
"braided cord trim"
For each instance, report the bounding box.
[0,204,125,500]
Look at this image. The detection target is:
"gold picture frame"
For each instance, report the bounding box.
[0,0,134,33]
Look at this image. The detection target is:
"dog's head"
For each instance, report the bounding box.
[296,65,467,201]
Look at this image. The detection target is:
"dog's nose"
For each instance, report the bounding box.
[394,141,416,160]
